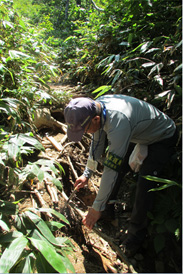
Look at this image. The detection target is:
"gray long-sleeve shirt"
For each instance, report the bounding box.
[83,94,176,211]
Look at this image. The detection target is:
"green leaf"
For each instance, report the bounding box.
[35,252,57,273]
[154,75,163,87]
[8,141,20,162]
[52,177,63,189]
[119,41,130,47]
[141,62,156,68]
[0,158,5,166]
[29,238,67,273]
[19,133,44,151]
[0,220,9,231]
[0,200,18,215]
[60,253,75,273]
[153,234,165,254]
[144,176,181,190]
[38,208,69,225]
[0,231,23,244]
[140,41,153,53]
[0,236,28,273]
[165,218,178,233]
[25,211,60,246]
[9,50,32,60]
[92,85,112,99]
[46,221,65,231]
[37,168,44,182]
[174,63,182,73]
[14,252,35,273]
[148,63,163,76]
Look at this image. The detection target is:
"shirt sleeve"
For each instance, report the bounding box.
[92,113,131,211]
[83,129,106,178]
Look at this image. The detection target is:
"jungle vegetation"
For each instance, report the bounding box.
[0,0,182,272]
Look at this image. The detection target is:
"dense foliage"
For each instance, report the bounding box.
[0,0,73,271]
[0,0,182,272]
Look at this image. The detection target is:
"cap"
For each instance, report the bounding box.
[64,97,96,142]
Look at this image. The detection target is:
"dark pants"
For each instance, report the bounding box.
[107,128,178,241]
[128,129,179,241]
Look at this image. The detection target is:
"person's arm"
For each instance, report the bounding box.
[82,113,131,230]
[92,116,131,211]
[75,129,106,190]
[83,129,106,176]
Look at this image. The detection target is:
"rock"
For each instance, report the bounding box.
[31,108,66,131]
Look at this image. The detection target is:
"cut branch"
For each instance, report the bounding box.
[46,135,62,151]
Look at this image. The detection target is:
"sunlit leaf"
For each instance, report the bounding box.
[92,85,112,99]
[141,62,156,68]
[35,252,56,273]
[9,50,32,60]
[29,238,67,273]
[0,220,9,231]
[15,252,35,273]
[38,208,69,225]
[140,41,153,53]
[2,20,14,28]
[155,90,171,99]
[46,221,65,231]
[119,41,130,47]
[0,236,28,273]
[154,75,163,87]
[174,63,182,73]
[25,211,60,246]
[145,47,161,54]
[18,133,44,151]
[148,63,163,76]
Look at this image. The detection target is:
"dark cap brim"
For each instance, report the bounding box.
[67,127,85,142]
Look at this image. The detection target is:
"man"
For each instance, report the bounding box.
[64,94,178,256]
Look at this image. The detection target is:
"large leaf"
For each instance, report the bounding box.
[25,211,60,246]
[7,140,21,162]
[13,252,35,273]
[18,133,44,151]
[92,85,112,98]
[9,50,32,60]
[35,252,57,273]
[34,158,64,174]
[38,208,69,225]
[0,220,9,231]
[0,231,23,244]
[144,176,181,190]
[0,236,28,273]
[29,238,67,273]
